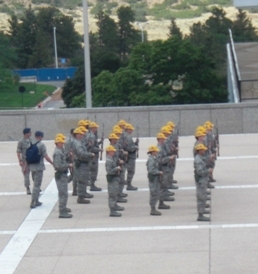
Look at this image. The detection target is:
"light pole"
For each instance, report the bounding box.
[53,27,58,68]
[82,0,92,108]
[137,22,149,43]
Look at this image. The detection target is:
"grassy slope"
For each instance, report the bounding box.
[0,83,56,109]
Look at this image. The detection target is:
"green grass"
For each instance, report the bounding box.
[0,83,56,109]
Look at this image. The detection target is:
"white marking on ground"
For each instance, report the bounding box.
[0,178,58,274]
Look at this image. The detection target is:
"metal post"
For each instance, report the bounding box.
[83,0,92,108]
[53,27,58,68]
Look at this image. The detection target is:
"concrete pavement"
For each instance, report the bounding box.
[0,134,258,273]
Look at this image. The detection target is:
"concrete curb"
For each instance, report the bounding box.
[33,88,61,109]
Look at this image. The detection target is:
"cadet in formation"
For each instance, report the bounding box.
[105,145,124,217]
[53,135,73,218]
[194,143,211,222]
[16,127,32,195]
[146,145,163,216]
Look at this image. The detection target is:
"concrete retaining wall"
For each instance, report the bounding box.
[1,102,258,141]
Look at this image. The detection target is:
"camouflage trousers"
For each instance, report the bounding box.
[160,166,170,201]
[74,162,90,197]
[118,165,126,196]
[56,174,68,212]
[195,178,208,214]
[108,176,119,210]
[90,156,99,184]
[149,176,160,207]
[168,161,176,185]
[126,157,136,184]
[21,161,30,187]
[31,170,43,201]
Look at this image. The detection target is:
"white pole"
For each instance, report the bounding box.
[82,0,92,108]
[137,22,148,43]
[53,27,58,68]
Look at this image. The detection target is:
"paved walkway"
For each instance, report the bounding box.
[0,134,257,274]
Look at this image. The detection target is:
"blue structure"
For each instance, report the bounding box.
[13,67,77,81]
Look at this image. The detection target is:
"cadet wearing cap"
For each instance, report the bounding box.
[194,143,210,222]
[16,128,32,195]
[53,137,73,218]
[147,145,163,216]
[85,122,102,191]
[123,123,138,191]
[29,131,53,209]
[108,133,127,203]
[72,128,95,204]
[105,145,123,217]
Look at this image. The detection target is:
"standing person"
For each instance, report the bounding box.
[16,128,32,194]
[86,122,103,191]
[194,143,211,222]
[29,131,53,209]
[72,128,95,204]
[53,137,73,219]
[147,145,163,216]
[105,145,123,217]
[124,124,138,191]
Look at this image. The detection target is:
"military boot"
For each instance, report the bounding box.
[206,191,211,195]
[110,210,122,217]
[168,184,179,190]
[117,197,127,203]
[166,190,175,196]
[65,207,72,213]
[59,211,73,218]
[72,185,77,196]
[158,201,170,209]
[77,197,90,204]
[114,204,124,211]
[209,176,216,183]
[126,183,138,191]
[26,187,31,195]
[205,204,210,208]
[206,196,211,201]
[197,214,210,222]
[90,182,102,191]
[30,200,36,209]
[207,183,215,189]
[120,192,128,198]
[150,207,161,216]
[172,180,178,184]
[36,200,42,207]
[164,197,175,202]
[82,192,94,199]
[203,210,210,214]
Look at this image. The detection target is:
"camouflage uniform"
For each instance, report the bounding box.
[29,140,47,203]
[85,131,102,188]
[105,155,120,210]
[123,132,138,187]
[166,131,178,186]
[72,138,93,197]
[16,137,32,187]
[64,135,75,187]
[146,154,161,207]
[194,153,209,214]
[53,147,70,213]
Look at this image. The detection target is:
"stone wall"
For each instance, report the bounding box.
[1,102,258,141]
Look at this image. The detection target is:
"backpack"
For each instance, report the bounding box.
[26,141,41,164]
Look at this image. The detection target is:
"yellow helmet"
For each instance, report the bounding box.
[195,143,207,151]
[89,122,99,128]
[55,133,66,139]
[125,123,134,130]
[167,121,175,127]
[113,127,122,134]
[73,128,84,135]
[79,126,87,133]
[148,145,159,153]
[156,133,167,139]
[106,145,116,152]
[195,130,206,138]
[118,120,127,126]
[108,133,119,140]
[78,120,87,126]
[196,126,206,133]
[54,137,65,144]
[161,126,171,134]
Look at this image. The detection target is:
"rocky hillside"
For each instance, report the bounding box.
[0,0,258,40]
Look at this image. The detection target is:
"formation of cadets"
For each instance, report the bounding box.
[16,119,218,221]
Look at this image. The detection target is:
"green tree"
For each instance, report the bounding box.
[0,31,17,68]
[168,19,182,39]
[117,6,140,60]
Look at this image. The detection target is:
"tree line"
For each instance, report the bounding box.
[0,6,258,106]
